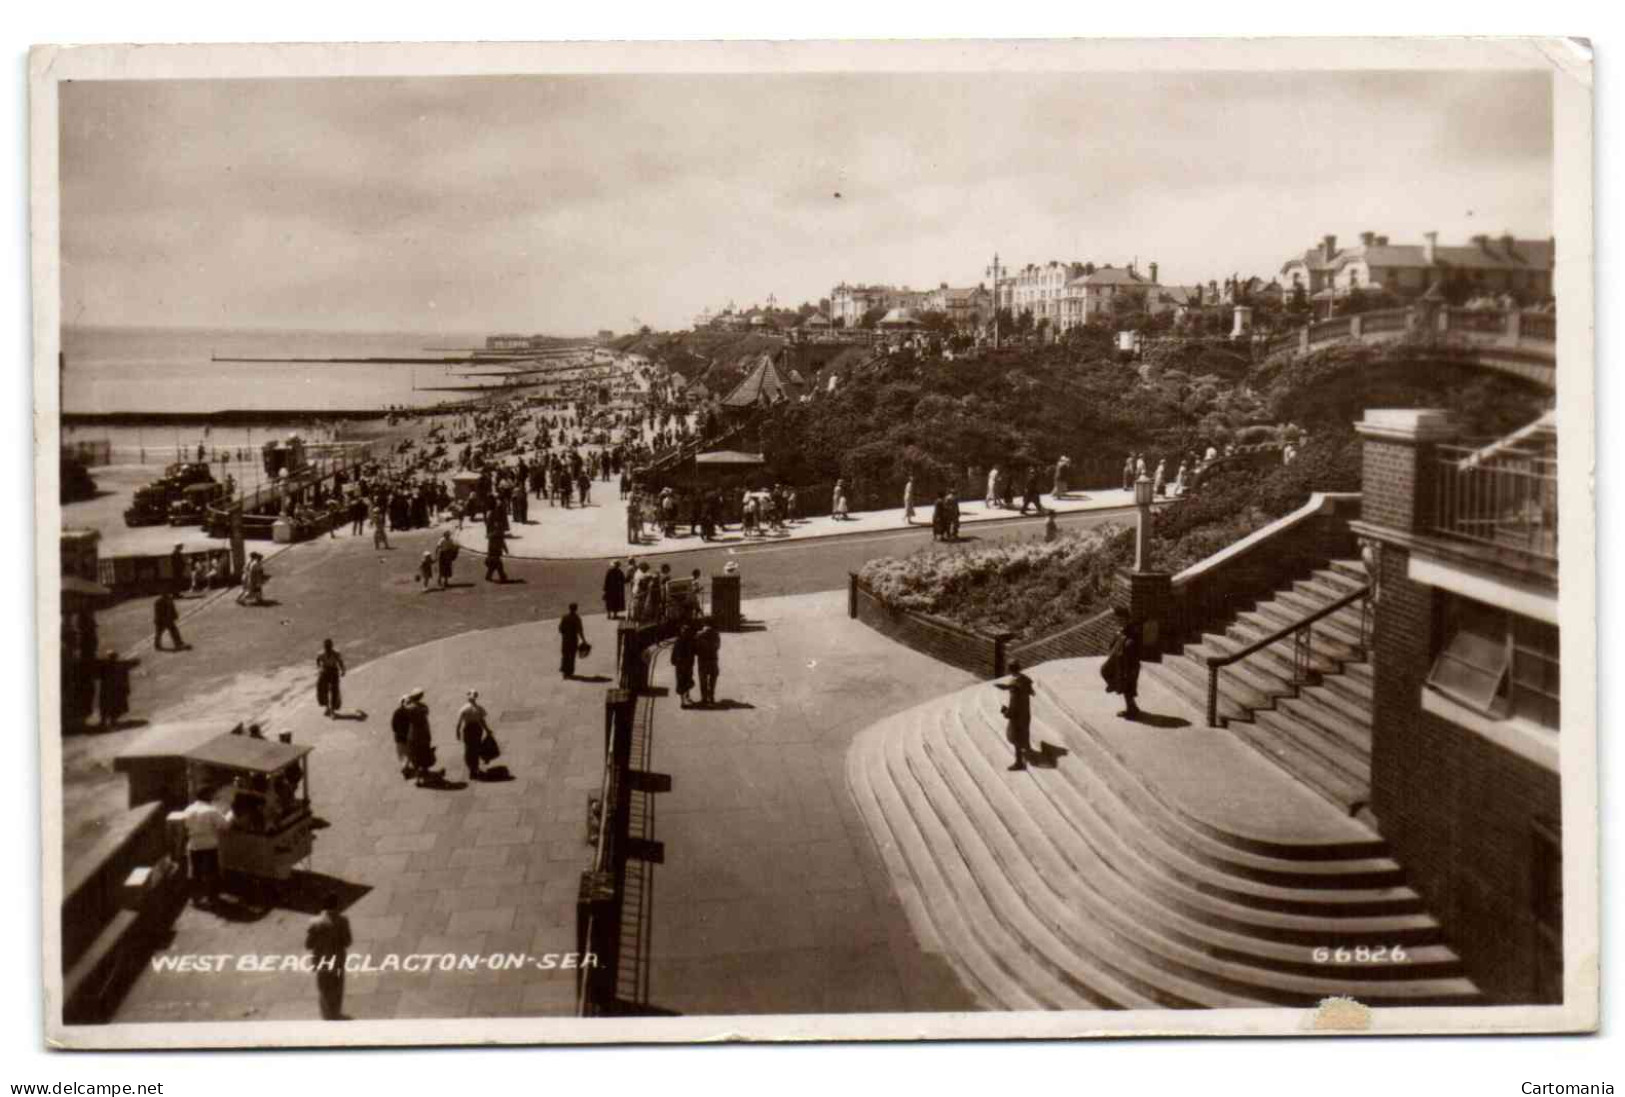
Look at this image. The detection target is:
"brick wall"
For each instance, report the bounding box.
[1165,496,1362,652]
[849,577,1005,678]
[1368,545,1562,1004]
[1007,607,1120,667]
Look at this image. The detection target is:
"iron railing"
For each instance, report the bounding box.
[1205,584,1372,728]
[1431,441,1558,562]
[576,625,670,1017]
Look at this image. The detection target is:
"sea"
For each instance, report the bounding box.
[59,325,500,460]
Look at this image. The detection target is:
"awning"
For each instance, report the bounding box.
[694,451,767,466]
[185,731,314,775]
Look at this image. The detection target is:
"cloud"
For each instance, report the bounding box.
[59,70,1552,334]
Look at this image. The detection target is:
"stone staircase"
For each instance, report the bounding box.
[846,667,1480,1010]
[1145,559,1375,815]
[644,414,756,477]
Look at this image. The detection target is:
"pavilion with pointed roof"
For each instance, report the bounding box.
[720,353,804,409]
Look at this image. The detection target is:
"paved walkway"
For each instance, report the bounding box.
[112,591,981,1022]
[643,591,979,1015]
[459,488,1139,562]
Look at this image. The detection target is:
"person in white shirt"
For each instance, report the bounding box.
[182,788,234,906]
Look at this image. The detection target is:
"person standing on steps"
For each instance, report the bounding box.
[1103,613,1143,721]
[994,659,1035,771]
[559,603,588,679]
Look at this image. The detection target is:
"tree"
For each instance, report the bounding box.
[638,325,652,336]
[1110,287,1149,320]
[1286,283,1311,322]
[859,304,888,330]
[918,309,953,335]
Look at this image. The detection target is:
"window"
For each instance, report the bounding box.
[1427,595,1561,728]
[1428,596,1509,714]
[1511,616,1561,727]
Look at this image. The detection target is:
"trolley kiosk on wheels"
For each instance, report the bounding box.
[183,733,315,891]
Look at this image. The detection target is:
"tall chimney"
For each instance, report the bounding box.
[1149,261,1159,284]
[1321,235,1337,262]
[1423,231,1438,264]
[1360,231,1376,247]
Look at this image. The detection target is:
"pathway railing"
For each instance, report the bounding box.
[1431,440,1558,564]
[576,626,672,1017]
[1205,583,1371,729]
[1296,305,1556,358]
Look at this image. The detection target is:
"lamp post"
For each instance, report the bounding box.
[1133,474,1155,572]
[985,252,1005,350]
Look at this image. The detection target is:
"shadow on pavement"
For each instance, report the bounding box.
[1028,742,1071,769]
[1126,710,1191,729]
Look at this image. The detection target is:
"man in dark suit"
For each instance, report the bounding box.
[694,621,721,706]
[560,603,587,679]
[994,659,1035,770]
[154,591,187,651]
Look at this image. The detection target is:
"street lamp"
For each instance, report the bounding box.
[1133,474,1155,572]
[985,252,1005,350]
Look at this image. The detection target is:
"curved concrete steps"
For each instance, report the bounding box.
[846,666,1481,1011]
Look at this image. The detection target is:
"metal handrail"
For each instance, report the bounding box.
[1205,582,1372,728]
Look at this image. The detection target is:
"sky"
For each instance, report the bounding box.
[58,69,1553,336]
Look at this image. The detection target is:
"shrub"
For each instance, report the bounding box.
[859,525,1132,639]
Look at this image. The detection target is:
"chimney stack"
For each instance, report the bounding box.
[1423,231,1438,264]
[1149,261,1159,284]
[1321,234,1337,262]
[1360,231,1376,247]
[1500,232,1517,258]
[1376,235,1390,246]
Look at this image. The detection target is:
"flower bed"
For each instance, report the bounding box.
[858,525,1133,641]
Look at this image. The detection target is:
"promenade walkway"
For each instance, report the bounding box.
[110,591,980,1021]
[459,487,1139,562]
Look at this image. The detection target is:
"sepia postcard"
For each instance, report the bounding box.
[30,37,1596,1048]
